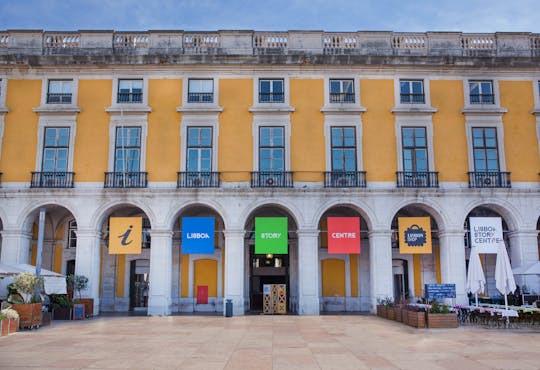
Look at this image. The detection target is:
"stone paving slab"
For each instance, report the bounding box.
[0,315,539,370]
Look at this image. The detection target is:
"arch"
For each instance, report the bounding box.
[18,201,79,232]
[311,200,376,231]
[241,200,302,230]
[166,200,228,231]
[461,199,521,231]
[90,200,156,231]
[0,206,8,229]
[388,199,447,231]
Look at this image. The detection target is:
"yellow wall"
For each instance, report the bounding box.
[435,245,441,284]
[55,224,65,240]
[31,243,37,265]
[147,79,182,181]
[321,258,345,297]
[181,255,189,298]
[194,259,218,297]
[350,255,358,296]
[116,255,126,298]
[219,79,252,182]
[499,81,540,181]
[53,243,63,273]
[413,255,422,297]
[361,80,396,181]
[1,80,41,181]
[74,80,112,181]
[431,80,468,182]
[290,79,325,181]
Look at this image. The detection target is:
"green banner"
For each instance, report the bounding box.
[255,217,288,254]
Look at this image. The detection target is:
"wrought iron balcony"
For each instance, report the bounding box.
[46,93,72,104]
[31,172,74,188]
[470,93,495,104]
[177,172,220,188]
[324,171,366,188]
[251,171,293,188]
[468,171,511,188]
[400,93,425,104]
[117,92,143,103]
[187,92,214,103]
[259,92,284,103]
[396,171,439,188]
[329,92,355,103]
[104,172,148,188]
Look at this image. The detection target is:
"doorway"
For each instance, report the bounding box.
[129,259,149,311]
[392,259,409,303]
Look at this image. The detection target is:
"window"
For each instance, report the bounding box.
[114,127,141,172]
[186,127,212,172]
[331,127,356,171]
[402,127,428,172]
[472,127,499,171]
[47,80,72,104]
[259,126,284,171]
[400,80,424,104]
[259,79,284,103]
[117,79,143,103]
[469,80,494,104]
[42,127,70,172]
[188,79,213,103]
[330,79,355,103]
[68,219,77,248]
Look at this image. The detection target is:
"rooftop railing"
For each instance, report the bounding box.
[0,31,538,58]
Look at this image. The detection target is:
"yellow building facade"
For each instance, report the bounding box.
[0,30,539,315]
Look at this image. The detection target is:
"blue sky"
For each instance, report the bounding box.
[0,0,539,32]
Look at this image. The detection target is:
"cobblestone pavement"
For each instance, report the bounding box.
[0,315,539,369]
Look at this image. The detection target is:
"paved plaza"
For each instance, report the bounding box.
[0,314,538,369]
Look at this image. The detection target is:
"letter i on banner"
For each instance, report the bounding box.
[327,217,361,254]
[109,217,143,254]
[182,217,215,254]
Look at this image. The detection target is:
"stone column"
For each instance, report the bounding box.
[223,229,245,316]
[508,230,540,293]
[297,229,320,315]
[74,229,102,315]
[438,230,467,305]
[0,229,32,264]
[148,229,173,316]
[368,230,393,312]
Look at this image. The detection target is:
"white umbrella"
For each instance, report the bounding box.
[466,249,486,306]
[495,243,516,311]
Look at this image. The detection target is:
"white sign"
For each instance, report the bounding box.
[469,217,504,254]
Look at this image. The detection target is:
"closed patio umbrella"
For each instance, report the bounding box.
[466,249,486,306]
[495,243,516,311]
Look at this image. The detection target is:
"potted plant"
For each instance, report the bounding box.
[11,272,43,329]
[404,304,427,328]
[376,297,392,319]
[67,274,92,317]
[50,294,73,320]
[0,307,20,334]
[426,300,458,328]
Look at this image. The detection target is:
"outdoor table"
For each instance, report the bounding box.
[463,305,519,317]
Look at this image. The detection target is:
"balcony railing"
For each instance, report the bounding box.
[117,92,143,103]
[259,92,284,103]
[251,171,293,188]
[468,171,511,188]
[177,172,220,188]
[400,93,425,104]
[329,93,355,103]
[46,93,72,104]
[31,172,74,188]
[396,171,439,188]
[470,94,495,104]
[324,171,366,188]
[188,92,214,103]
[104,172,148,188]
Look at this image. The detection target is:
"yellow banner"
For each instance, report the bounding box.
[109,217,142,254]
[398,217,432,254]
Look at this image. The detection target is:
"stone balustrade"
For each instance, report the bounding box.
[0,30,538,58]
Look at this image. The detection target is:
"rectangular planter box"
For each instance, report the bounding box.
[8,318,18,334]
[12,303,42,329]
[52,308,72,320]
[387,306,397,321]
[1,320,8,336]
[406,310,426,328]
[76,298,94,318]
[427,313,458,328]
[41,312,51,326]
[395,307,403,322]
[376,305,387,319]
[401,308,409,325]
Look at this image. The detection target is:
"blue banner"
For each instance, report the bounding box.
[182,217,215,254]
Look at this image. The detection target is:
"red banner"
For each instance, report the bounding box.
[197,285,208,304]
[327,217,361,254]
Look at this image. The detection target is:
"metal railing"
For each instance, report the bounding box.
[259,92,284,103]
[251,171,294,188]
[31,172,74,188]
[117,92,143,103]
[468,171,511,188]
[177,172,220,188]
[329,93,355,103]
[400,93,425,104]
[46,93,72,104]
[104,172,148,188]
[324,171,366,188]
[470,94,495,104]
[396,171,439,188]
[187,92,214,103]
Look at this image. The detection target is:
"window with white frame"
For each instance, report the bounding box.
[186,127,213,172]
[42,127,70,172]
[259,79,284,103]
[402,127,428,172]
[330,79,355,103]
[47,80,72,104]
[400,80,425,104]
[331,127,356,171]
[117,79,143,103]
[472,127,499,171]
[469,80,494,105]
[114,127,141,172]
[259,126,285,171]
[188,79,213,103]
[68,219,77,248]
